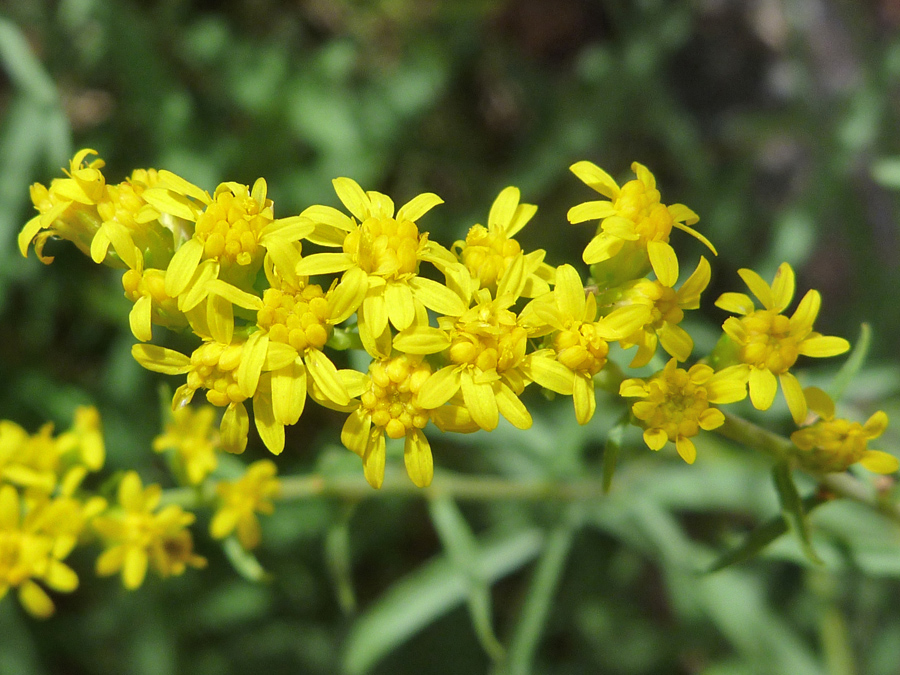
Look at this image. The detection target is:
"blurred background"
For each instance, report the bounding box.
[2,1,900,673]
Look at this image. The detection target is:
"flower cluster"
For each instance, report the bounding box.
[19,151,895,496]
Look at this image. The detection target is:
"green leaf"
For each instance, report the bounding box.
[706,494,829,573]
[0,19,58,104]
[871,157,900,189]
[222,536,270,583]
[325,505,357,616]
[428,496,504,662]
[828,323,871,404]
[342,527,544,675]
[602,420,626,493]
[506,507,581,675]
[772,462,823,566]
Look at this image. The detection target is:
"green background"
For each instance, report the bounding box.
[2,1,900,673]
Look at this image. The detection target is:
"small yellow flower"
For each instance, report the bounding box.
[568,161,715,288]
[210,460,280,549]
[605,256,711,367]
[94,472,205,590]
[153,405,220,485]
[453,186,554,296]
[0,485,81,618]
[715,262,850,424]
[620,359,749,464]
[341,354,437,488]
[296,177,463,356]
[521,264,634,425]
[791,388,898,474]
[121,258,188,342]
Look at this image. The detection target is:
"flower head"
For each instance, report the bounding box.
[568,161,715,288]
[715,262,850,424]
[620,359,749,464]
[153,405,220,485]
[791,388,898,474]
[210,460,280,549]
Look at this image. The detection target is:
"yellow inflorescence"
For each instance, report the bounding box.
[459,225,522,288]
[195,185,272,267]
[185,342,247,408]
[344,216,422,278]
[257,285,331,352]
[362,356,432,440]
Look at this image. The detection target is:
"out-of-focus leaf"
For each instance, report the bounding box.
[772,462,823,566]
[0,19,57,104]
[505,506,581,675]
[223,536,270,583]
[325,505,357,616]
[428,496,504,662]
[707,494,829,573]
[342,527,544,675]
[828,323,871,404]
[871,157,900,189]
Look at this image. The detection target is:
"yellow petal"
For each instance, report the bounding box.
[206,279,264,311]
[393,327,451,355]
[129,294,153,342]
[675,436,697,464]
[569,161,620,199]
[797,335,849,358]
[749,367,777,410]
[90,227,111,264]
[770,262,795,312]
[567,200,618,224]
[332,177,371,221]
[295,252,353,277]
[221,401,249,454]
[672,222,717,255]
[123,547,149,589]
[272,359,307,425]
[864,410,889,437]
[207,293,234,345]
[658,323,693,362]
[460,371,499,431]
[859,450,899,474]
[790,289,821,335]
[366,191,395,220]
[385,282,416,331]
[643,428,668,451]
[253,391,284,455]
[236,332,269,398]
[582,233,621,265]
[737,267,774,310]
[409,276,467,316]
[131,344,191,374]
[164,238,204,298]
[572,374,596,425]
[677,256,711,309]
[715,292,756,316]
[306,348,350,406]
[647,240,678,287]
[363,429,386,489]
[495,382,532,430]
[417,366,462,408]
[404,429,434,488]
[667,203,699,225]
[699,407,725,431]
[19,581,55,618]
[329,267,368,323]
[525,353,575,395]
[803,386,834,420]
[555,265,586,320]
[341,408,371,457]
[397,192,443,222]
[599,304,649,340]
[488,186,520,231]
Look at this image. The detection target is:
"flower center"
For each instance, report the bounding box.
[194,187,271,267]
[186,342,246,407]
[459,225,521,287]
[360,357,431,439]
[445,301,528,374]
[738,310,799,374]
[614,179,673,243]
[793,420,869,472]
[343,216,420,278]
[553,323,609,375]
[634,372,710,442]
[257,285,331,353]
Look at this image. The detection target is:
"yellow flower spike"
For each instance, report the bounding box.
[94,471,204,590]
[210,460,280,549]
[620,359,749,464]
[568,160,715,287]
[341,355,438,488]
[715,262,850,424]
[791,389,898,474]
[604,256,712,368]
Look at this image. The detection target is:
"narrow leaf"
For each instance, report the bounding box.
[827,323,870,404]
[772,462,824,566]
[603,420,627,494]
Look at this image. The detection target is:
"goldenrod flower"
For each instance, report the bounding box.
[605,256,711,367]
[396,260,535,432]
[453,186,554,296]
[153,405,220,485]
[521,264,638,424]
[94,472,205,590]
[210,460,280,549]
[341,354,437,488]
[121,257,188,342]
[0,485,82,618]
[791,388,898,474]
[296,177,464,355]
[620,359,749,464]
[567,161,715,288]
[715,263,850,425]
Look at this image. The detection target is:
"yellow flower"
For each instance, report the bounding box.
[791,388,898,474]
[121,256,189,342]
[143,172,313,312]
[453,186,554,296]
[341,355,437,488]
[153,405,220,485]
[521,264,636,425]
[296,177,464,356]
[395,258,535,432]
[620,359,749,464]
[0,485,81,618]
[210,460,280,549]
[567,161,715,288]
[715,262,850,425]
[94,472,205,590]
[605,256,711,367]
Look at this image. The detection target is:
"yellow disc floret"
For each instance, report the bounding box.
[458,225,522,289]
[342,215,422,279]
[360,356,431,440]
[194,184,272,267]
[185,342,246,407]
[257,284,331,353]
